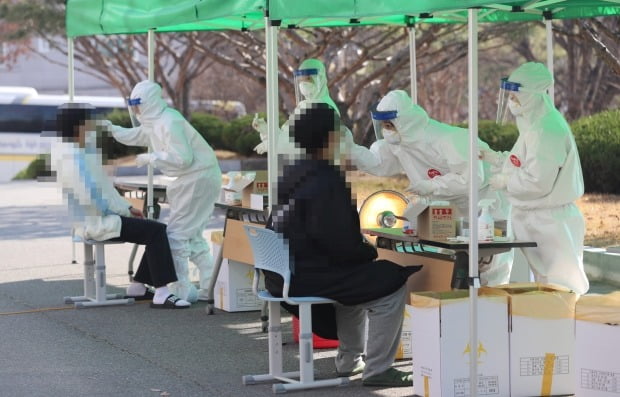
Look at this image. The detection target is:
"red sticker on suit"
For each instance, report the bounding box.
[427,169,442,178]
[510,154,521,167]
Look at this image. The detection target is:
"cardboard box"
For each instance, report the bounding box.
[574,292,620,396]
[377,248,453,300]
[417,205,456,240]
[214,259,264,312]
[222,219,265,265]
[497,283,577,397]
[410,289,510,397]
[241,170,268,208]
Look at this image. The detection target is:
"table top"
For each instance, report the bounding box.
[363,228,537,250]
[214,202,267,216]
[114,175,174,192]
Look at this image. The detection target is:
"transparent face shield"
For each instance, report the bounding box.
[371,108,398,141]
[294,68,320,104]
[126,97,142,127]
[496,77,521,125]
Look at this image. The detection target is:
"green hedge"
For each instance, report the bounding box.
[572,109,620,194]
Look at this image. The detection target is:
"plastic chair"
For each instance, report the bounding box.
[241,225,348,394]
[64,237,134,308]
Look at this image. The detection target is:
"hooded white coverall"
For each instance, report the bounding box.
[108,81,222,301]
[487,62,588,295]
[253,58,342,156]
[348,90,513,286]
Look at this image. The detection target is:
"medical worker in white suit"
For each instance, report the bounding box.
[347,90,513,286]
[106,80,222,302]
[484,62,589,295]
[252,58,341,156]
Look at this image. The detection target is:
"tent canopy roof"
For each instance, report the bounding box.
[66,0,620,37]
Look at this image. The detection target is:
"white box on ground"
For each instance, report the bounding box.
[410,290,510,397]
[575,292,620,396]
[214,259,264,312]
[497,283,577,397]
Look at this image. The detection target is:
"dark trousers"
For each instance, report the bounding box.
[117,216,177,288]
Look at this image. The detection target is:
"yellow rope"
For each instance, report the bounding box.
[0,300,149,316]
[0,306,74,315]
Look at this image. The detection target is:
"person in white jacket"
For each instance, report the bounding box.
[50,103,189,308]
[484,62,589,295]
[252,58,341,156]
[105,81,222,302]
[347,90,513,286]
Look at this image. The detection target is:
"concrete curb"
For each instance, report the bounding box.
[584,247,620,287]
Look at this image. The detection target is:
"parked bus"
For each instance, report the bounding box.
[0,87,125,182]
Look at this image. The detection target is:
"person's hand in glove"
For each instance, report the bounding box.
[253,141,268,155]
[489,174,509,190]
[135,153,154,167]
[406,180,436,196]
[479,148,504,167]
[252,113,268,139]
[96,119,113,130]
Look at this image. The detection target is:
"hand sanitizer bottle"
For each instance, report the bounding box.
[478,199,495,242]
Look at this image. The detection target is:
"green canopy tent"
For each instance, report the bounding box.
[65,2,620,395]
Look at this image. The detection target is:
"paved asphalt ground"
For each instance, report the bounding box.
[0,180,617,397]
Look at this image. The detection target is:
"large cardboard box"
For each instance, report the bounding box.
[410,289,510,397]
[222,219,265,265]
[498,283,577,397]
[214,259,264,312]
[417,205,456,240]
[574,292,620,396]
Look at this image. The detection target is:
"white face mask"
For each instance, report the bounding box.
[507,98,523,117]
[299,82,318,99]
[383,129,401,145]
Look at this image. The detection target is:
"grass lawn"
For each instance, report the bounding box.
[347,171,620,249]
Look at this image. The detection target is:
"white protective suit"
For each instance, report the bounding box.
[486,62,588,295]
[108,81,222,302]
[253,58,341,156]
[348,90,513,286]
[51,139,132,241]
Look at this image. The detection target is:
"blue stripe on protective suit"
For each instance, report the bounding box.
[75,153,111,215]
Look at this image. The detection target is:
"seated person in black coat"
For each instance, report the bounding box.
[266,102,422,388]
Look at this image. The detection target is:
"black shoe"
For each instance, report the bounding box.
[362,367,413,387]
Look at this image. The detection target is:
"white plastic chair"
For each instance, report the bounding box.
[241,225,348,394]
[64,236,134,308]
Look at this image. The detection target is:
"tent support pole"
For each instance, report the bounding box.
[265,20,279,210]
[467,9,480,397]
[146,29,155,219]
[67,37,75,101]
[68,36,76,263]
[545,19,555,104]
[408,26,418,104]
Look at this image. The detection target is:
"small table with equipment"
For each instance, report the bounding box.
[362,228,537,289]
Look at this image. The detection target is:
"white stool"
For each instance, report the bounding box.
[64,239,135,308]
